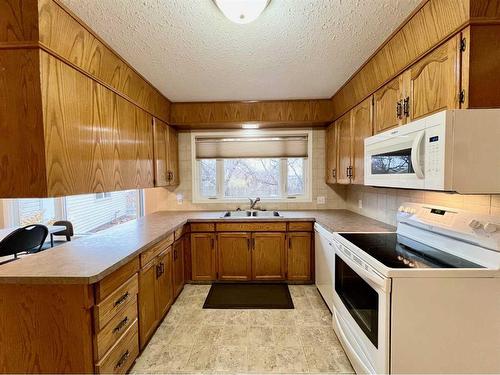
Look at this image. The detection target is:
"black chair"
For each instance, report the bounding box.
[50,221,74,247]
[0,225,49,259]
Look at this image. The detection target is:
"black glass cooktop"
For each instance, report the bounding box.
[339,233,483,269]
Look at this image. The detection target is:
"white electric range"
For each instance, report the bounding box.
[331,202,500,374]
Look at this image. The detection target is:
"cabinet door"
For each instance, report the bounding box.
[217,233,252,281]
[336,112,352,184]
[155,247,173,319]
[172,239,184,298]
[325,124,338,184]
[252,233,286,280]
[287,232,312,281]
[167,126,179,186]
[153,118,169,187]
[191,233,216,281]
[138,260,158,349]
[351,97,373,185]
[373,75,405,134]
[406,36,460,121]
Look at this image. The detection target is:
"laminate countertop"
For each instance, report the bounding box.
[0,210,394,284]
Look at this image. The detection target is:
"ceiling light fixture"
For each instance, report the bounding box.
[214,0,271,24]
[242,123,259,129]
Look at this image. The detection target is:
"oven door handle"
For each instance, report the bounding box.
[411,130,425,179]
[336,247,389,292]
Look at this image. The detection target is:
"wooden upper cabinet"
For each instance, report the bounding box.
[287,232,312,281]
[336,112,352,184]
[167,126,179,186]
[350,97,373,185]
[373,75,405,134]
[153,118,169,187]
[325,123,338,184]
[191,233,217,281]
[252,233,286,280]
[153,119,179,187]
[217,233,252,281]
[406,35,460,121]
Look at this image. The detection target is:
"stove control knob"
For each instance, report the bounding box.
[468,219,482,230]
[484,223,498,234]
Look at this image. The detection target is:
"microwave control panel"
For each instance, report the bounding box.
[424,122,446,190]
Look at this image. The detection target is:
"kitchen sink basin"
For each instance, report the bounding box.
[222,210,281,218]
[252,211,281,217]
[222,210,252,217]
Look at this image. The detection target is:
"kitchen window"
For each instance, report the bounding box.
[192,130,312,203]
[4,190,143,235]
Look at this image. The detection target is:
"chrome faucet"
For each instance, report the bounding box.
[248,197,261,210]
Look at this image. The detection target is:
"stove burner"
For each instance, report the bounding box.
[338,233,483,269]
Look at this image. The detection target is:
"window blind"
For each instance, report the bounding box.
[195,135,308,159]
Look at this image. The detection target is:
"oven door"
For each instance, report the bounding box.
[364,119,426,189]
[332,242,391,374]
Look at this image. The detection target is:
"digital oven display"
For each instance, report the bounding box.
[430,208,446,215]
[429,136,439,142]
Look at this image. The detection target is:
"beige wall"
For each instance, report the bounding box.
[345,185,500,226]
[144,129,346,214]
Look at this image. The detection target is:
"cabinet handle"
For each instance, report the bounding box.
[156,264,161,278]
[288,236,292,250]
[247,238,251,251]
[403,97,410,117]
[113,316,129,334]
[396,100,403,119]
[173,249,177,260]
[114,292,130,307]
[160,262,164,275]
[211,238,215,250]
[332,168,336,178]
[252,238,255,250]
[115,350,130,370]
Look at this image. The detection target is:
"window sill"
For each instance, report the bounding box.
[192,197,312,204]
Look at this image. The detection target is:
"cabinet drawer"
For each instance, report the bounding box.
[190,223,215,232]
[288,222,313,231]
[216,222,287,232]
[141,233,174,267]
[95,299,138,361]
[95,274,138,331]
[174,225,188,240]
[96,258,139,302]
[96,319,139,374]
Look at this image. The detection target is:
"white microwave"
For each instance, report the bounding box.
[364,109,500,193]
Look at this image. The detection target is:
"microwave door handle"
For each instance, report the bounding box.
[411,130,425,179]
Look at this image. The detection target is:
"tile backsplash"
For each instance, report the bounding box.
[345,185,500,226]
[144,129,346,214]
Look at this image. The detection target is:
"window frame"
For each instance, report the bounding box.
[192,129,313,204]
[4,190,145,232]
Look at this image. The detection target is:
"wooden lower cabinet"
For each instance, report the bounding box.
[287,232,312,281]
[173,239,185,297]
[191,232,217,281]
[156,248,173,319]
[217,232,252,280]
[138,259,158,349]
[252,233,286,280]
[138,246,174,349]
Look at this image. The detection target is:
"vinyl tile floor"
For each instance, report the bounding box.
[131,284,354,374]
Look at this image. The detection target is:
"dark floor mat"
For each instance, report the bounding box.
[203,283,294,309]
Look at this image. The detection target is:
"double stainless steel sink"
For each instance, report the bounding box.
[222,210,281,218]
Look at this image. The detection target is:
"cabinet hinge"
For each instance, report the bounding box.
[459,89,466,104]
[460,37,466,52]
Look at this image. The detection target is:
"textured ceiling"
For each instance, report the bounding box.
[59,0,420,102]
